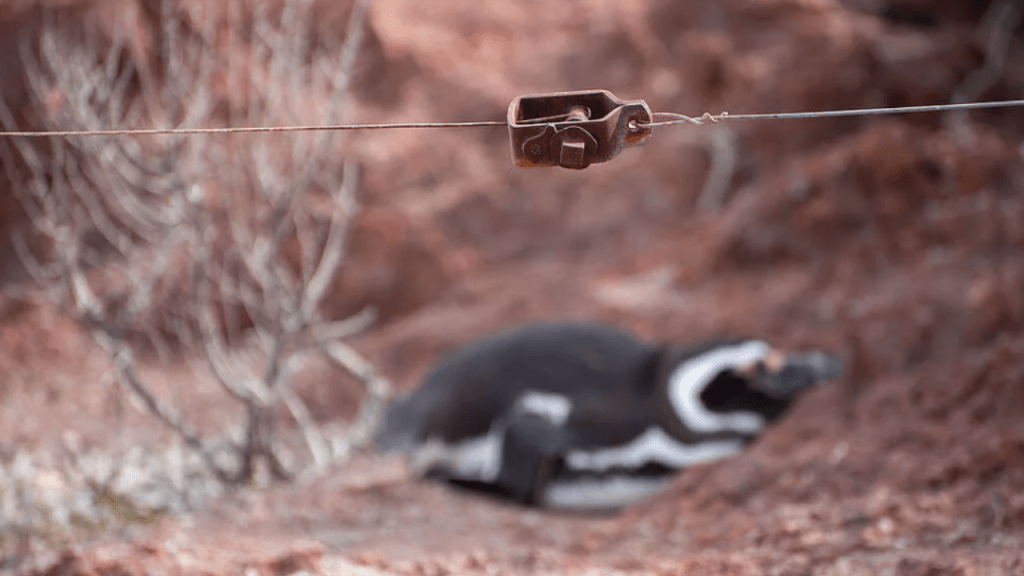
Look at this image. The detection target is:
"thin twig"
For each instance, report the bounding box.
[696,127,738,212]
[946,0,1023,140]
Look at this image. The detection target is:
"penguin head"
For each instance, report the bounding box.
[746,349,843,400]
[670,341,842,431]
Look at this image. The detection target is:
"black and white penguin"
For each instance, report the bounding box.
[375,321,841,511]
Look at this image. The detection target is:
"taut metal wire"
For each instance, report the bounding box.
[1,99,1021,137]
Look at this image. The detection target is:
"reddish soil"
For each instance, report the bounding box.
[2,0,1024,574]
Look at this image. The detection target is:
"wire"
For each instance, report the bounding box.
[0,99,1022,137]
[640,99,1024,127]
[0,120,507,138]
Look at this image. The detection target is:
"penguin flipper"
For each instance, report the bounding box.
[494,411,568,506]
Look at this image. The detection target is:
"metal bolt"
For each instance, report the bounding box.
[566,106,590,122]
[559,140,587,169]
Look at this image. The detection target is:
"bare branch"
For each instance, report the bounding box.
[697,127,739,213]
[96,333,232,484]
[946,0,1023,139]
[302,161,359,319]
[312,307,378,345]
[4,0,383,492]
[10,232,59,299]
[277,355,331,473]
[320,341,392,457]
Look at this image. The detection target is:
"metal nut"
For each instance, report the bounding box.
[550,126,597,170]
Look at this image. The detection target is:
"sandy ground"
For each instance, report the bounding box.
[1,0,1023,574]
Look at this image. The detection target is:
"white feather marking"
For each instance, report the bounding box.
[516,390,573,425]
[543,475,675,510]
[667,341,771,434]
[410,431,503,482]
[564,426,745,473]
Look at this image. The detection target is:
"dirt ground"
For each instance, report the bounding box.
[2,0,1024,574]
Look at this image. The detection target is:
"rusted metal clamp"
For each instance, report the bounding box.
[508,89,653,169]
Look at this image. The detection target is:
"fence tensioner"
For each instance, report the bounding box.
[507,89,653,170]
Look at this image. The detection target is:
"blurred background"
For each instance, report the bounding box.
[0,0,1022,574]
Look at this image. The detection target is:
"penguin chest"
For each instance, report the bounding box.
[542,425,748,511]
[562,426,747,474]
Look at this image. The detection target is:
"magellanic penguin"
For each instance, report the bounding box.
[375,322,842,511]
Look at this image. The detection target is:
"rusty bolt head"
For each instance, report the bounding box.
[550,126,598,169]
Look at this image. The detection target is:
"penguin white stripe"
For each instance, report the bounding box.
[543,475,675,511]
[516,390,573,425]
[667,341,771,434]
[564,426,745,472]
[409,432,503,482]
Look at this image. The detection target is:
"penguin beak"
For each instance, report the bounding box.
[750,351,843,399]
